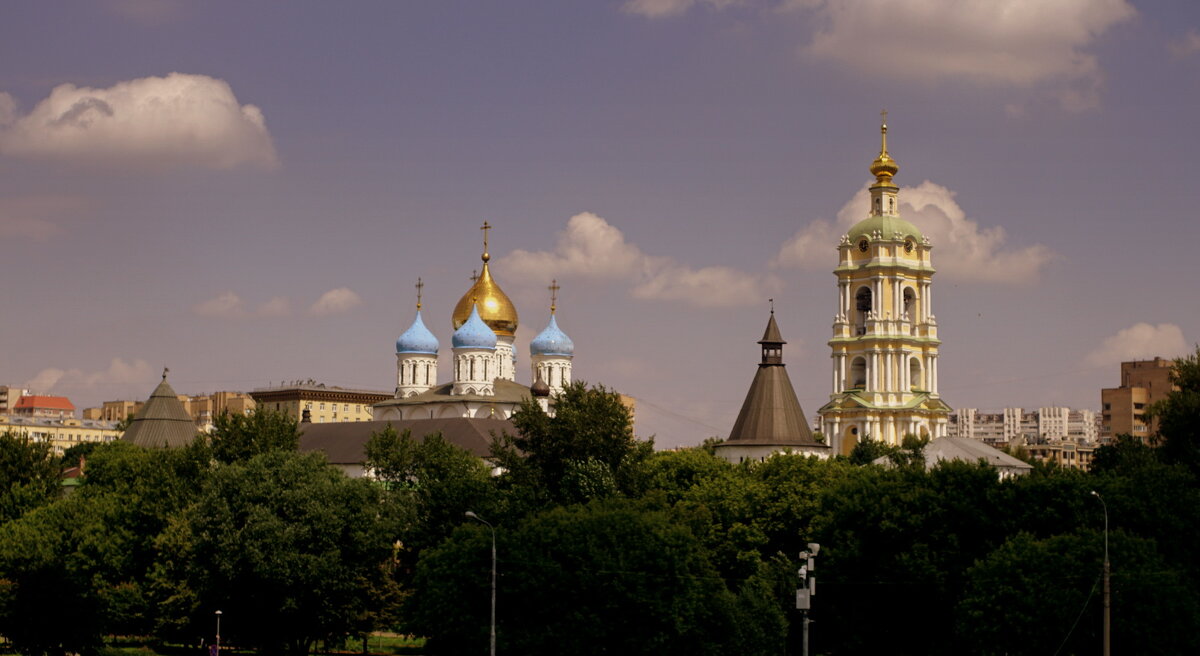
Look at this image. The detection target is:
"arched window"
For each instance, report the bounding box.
[850,357,867,389]
[909,357,923,391]
[903,287,915,321]
[855,287,872,335]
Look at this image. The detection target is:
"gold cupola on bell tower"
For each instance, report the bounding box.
[869,111,899,189]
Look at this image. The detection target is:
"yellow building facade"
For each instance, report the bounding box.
[0,415,122,454]
[818,120,951,454]
[251,382,392,424]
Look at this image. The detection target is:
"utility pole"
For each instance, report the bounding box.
[1092,491,1110,656]
[796,542,820,656]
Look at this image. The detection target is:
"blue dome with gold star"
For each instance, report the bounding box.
[396,311,439,354]
[530,315,574,356]
[452,305,497,349]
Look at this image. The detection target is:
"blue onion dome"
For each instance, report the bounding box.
[452,304,497,349]
[396,311,439,354]
[530,315,574,356]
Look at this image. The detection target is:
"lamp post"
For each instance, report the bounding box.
[796,542,819,656]
[214,610,222,654]
[465,511,496,656]
[1091,491,1110,656]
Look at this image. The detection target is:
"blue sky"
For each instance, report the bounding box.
[1,0,1196,446]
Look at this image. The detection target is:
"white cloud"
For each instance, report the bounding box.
[502,212,771,308]
[0,73,277,170]
[1085,323,1189,367]
[1169,29,1200,57]
[626,0,1136,111]
[24,358,156,395]
[773,180,1057,284]
[195,292,294,318]
[257,296,291,317]
[309,288,363,316]
[194,291,246,318]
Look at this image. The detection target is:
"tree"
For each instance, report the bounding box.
[958,530,1200,655]
[0,430,59,524]
[1150,346,1200,473]
[208,408,299,464]
[493,381,651,506]
[847,436,895,465]
[153,451,404,655]
[1091,433,1160,474]
[0,440,215,653]
[366,425,495,553]
[406,499,783,655]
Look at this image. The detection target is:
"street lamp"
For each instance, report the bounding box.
[796,542,820,656]
[465,511,496,656]
[1091,491,1110,656]
[214,610,223,654]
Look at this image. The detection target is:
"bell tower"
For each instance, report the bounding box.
[817,116,951,454]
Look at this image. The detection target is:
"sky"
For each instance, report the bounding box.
[1,0,1197,448]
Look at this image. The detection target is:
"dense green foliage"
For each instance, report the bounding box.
[0,430,60,523]
[208,408,299,464]
[2,371,1200,655]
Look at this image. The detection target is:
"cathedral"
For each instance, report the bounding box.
[817,118,952,455]
[373,223,574,421]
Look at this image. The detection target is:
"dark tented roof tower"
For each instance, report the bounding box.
[122,369,197,448]
[716,308,830,463]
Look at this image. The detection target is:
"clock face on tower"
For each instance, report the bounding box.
[858,238,869,252]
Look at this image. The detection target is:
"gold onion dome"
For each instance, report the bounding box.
[869,119,899,187]
[452,223,518,336]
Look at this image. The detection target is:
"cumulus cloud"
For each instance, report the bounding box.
[773,180,1057,284]
[0,73,277,170]
[501,212,771,308]
[194,291,245,318]
[257,296,291,317]
[626,0,1135,110]
[1170,29,1200,57]
[24,358,156,395]
[194,292,294,318]
[309,288,363,316]
[1085,323,1189,367]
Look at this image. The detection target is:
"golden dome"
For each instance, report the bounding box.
[452,224,518,336]
[869,118,899,188]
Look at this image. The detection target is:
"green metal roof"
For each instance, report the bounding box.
[847,214,923,242]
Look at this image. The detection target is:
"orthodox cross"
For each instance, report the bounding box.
[881,108,887,126]
[470,270,479,283]
[549,279,560,314]
[415,277,424,311]
[480,221,491,260]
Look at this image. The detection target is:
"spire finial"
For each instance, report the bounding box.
[769,298,774,314]
[549,279,560,314]
[415,277,424,311]
[869,111,899,187]
[162,366,169,381]
[480,221,491,263]
[880,109,889,153]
